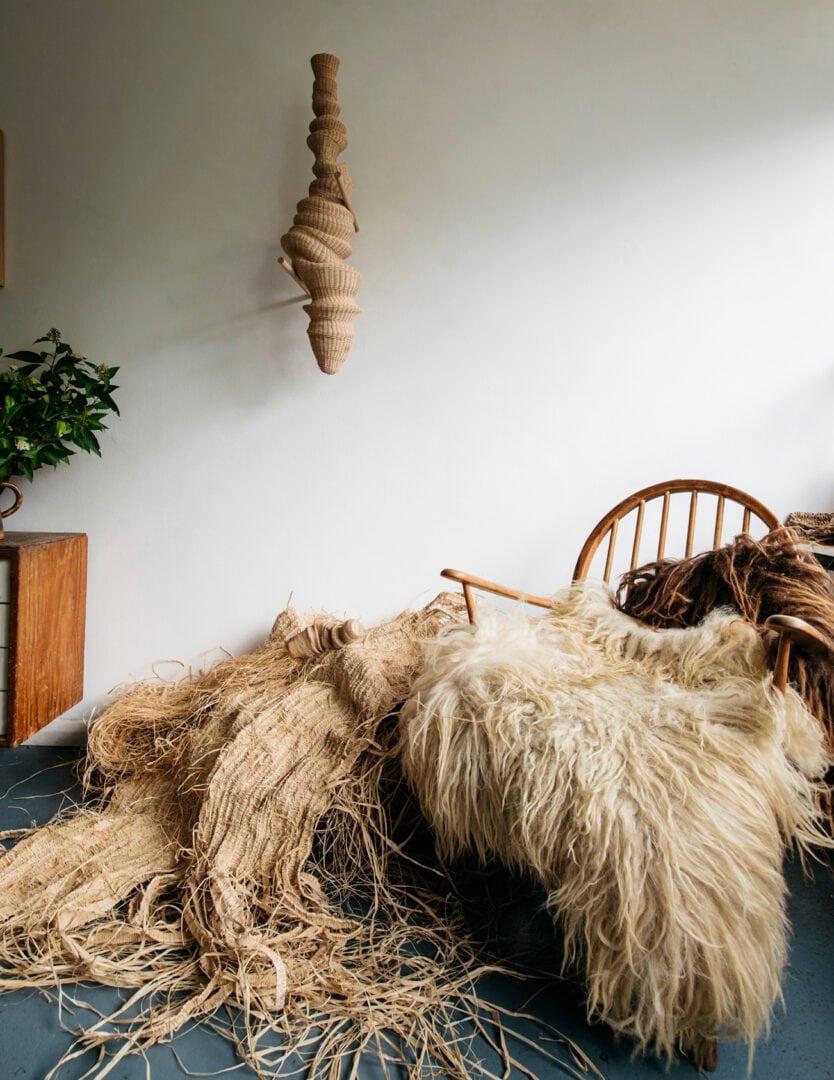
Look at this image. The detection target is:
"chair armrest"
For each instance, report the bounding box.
[440,568,552,623]
[764,615,834,659]
[764,614,834,694]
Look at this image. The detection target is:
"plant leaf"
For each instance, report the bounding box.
[5,351,42,363]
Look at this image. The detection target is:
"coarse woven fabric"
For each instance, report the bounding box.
[1,592,544,1080]
[784,511,834,544]
[400,583,833,1065]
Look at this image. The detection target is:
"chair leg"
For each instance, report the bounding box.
[462,582,477,623]
[690,1036,719,1072]
[773,631,791,693]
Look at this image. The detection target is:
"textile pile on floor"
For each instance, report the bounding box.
[401,582,833,1065]
[3,592,596,1079]
[3,547,833,1076]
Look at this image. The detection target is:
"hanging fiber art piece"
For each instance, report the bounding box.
[617,526,834,759]
[401,582,833,1067]
[0,593,598,1080]
[280,53,361,374]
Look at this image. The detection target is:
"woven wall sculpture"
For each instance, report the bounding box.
[281,54,360,374]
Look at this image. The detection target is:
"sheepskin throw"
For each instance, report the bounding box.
[617,527,834,756]
[401,583,832,1063]
[0,593,542,1079]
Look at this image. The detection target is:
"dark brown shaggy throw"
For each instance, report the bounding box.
[617,527,834,757]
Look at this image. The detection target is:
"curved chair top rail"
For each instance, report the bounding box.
[573,479,780,584]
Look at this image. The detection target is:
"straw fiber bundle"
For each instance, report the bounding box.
[281,54,361,374]
[401,583,833,1064]
[1,593,573,1079]
[617,527,834,756]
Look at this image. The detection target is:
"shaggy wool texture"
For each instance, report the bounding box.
[617,527,834,757]
[400,583,833,1063]
[3,593,596,1079]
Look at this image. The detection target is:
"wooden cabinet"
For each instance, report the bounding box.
[0,532,87,747]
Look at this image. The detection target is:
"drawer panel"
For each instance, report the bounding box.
[0,559,10,602]
[0,690,6,738]
[0,647,7,691]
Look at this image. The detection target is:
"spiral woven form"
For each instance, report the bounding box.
[285,616,366,659]
[281,54,361,374]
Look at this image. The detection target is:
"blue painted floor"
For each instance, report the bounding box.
[0,747,832,1079]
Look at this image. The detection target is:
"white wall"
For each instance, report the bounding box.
[1,1,833,742]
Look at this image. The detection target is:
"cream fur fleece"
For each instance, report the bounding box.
[400,583,832,1062]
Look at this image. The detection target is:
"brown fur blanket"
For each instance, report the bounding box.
[617,527,834,755]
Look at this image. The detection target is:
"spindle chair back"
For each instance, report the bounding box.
[572,479,779,584]
[440,480,829,695]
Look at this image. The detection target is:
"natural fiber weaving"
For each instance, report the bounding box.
[401,583,833,1063]
[281,53,361,374]
[784,511,834,544]
[1,593,574,1079]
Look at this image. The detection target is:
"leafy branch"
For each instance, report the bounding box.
[0,329,120,484]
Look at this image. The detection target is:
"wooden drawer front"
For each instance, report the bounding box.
[0,533,87,746]
[0,560,10,737]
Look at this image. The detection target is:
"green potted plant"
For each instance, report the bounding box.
[0,329,120,535]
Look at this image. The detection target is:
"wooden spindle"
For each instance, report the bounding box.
[603,520,619,583]
[630,500,645,570]
[713,495,725,549]
[657,491,670,561]
[685,491,698,557]
[742,507,751,535]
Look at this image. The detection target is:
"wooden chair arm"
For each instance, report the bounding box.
[440,569,553,624]
[763,614,834,694]
[763,615,834,657]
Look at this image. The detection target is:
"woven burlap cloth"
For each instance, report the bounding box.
[0,592,475,1074]
[785,511,834,544]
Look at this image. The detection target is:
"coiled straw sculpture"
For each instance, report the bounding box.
[281,54,361,374]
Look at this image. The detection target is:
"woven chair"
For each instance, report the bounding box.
[440,479,831,1071]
